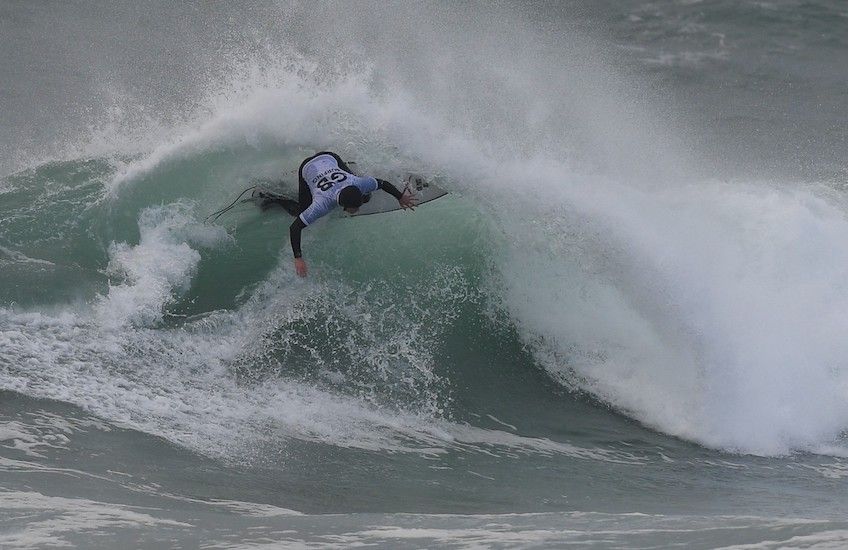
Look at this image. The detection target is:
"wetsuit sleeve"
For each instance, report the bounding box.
[377,178,404,200]
[290,217,306,258]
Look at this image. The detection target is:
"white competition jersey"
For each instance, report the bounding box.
[298,153,378,226]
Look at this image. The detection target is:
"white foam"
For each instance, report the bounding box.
[0,490,190,548]
[0,422,64,458]
[210,512,841,550]
[495,174,848,455]
[722,530,848,550]
[0,246,56,267]
[0,252,633,463]
[95,203,229,328]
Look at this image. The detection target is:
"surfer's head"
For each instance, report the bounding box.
[338,185,364,213]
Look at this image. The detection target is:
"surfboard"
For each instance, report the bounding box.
[343,174,448,217]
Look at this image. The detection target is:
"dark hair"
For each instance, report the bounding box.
[338,185,364,208]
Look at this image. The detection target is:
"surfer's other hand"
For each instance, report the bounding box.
[294,257,308,277]
[398,190,418,211]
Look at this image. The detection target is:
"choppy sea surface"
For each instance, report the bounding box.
[1,1,847,548]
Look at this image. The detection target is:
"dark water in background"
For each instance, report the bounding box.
[1,1,848,548]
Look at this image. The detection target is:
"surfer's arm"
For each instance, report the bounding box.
[290,218,306,258]
[376,179,403,199]
[377,179,417,210]
[290,218,308,277]
[290,200,331,277]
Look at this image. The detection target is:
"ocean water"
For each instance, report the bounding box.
[1,1,848,548]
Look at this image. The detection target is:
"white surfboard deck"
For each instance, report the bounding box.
[342,174,448,218]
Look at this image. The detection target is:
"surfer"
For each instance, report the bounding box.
[279,152,417,277]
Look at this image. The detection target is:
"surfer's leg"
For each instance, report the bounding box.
[277,198,301,216]
[255,188,300,215]
[260,158,312,217]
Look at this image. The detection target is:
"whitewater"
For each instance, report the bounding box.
[1,1,847,547]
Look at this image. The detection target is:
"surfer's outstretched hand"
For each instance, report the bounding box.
[398,189,418,211]
[294,257,308,278]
